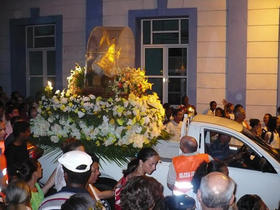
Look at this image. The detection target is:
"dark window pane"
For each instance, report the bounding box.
[35,25,55,36]
[145,48,163,75]
[181,19,189,44]
[168,78,186,105]
[143,21,151,44]
[153,20,178,31]
[47,51,56,75]
[35,37,55,48]
[29,51,43,75]
[27,27,33,48]
[147,78,162,103]
[30,77,43,97]
[168,48,187,76]
[153,33,179,44]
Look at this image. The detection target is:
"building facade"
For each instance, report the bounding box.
[0,0,279,120]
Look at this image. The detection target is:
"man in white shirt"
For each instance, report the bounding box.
[165,109,184,142]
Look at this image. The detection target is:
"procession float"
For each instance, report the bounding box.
[30,27,166,164]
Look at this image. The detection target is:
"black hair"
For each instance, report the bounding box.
[249,119,260,128]
[267,116,277,132]
[164,195,195,210]
[15,159,38,182]
[61,138,84,153]
[277,107,280,115]
[237,194,268,210]
[13,121,29,138]
[215,107,225,117]
[172,109,182,117]
[123,148,159,177]
[61,193,95,210]
[63,166,91,186]
[91,154,99,163]
[233,104,244,114]
[192,160,228,193]
[11,116,24,127]
[210,101,216,106]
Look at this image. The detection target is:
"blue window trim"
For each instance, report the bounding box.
[226,0,247,106]
[86,0,103,43]
[128,8,197,106]
[10,14,63,94]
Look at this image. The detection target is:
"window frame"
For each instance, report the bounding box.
[140,18,189,105]
[25,24,56,97]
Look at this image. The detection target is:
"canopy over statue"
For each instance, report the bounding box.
[84,26,135,96]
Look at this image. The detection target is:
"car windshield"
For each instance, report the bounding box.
[242,128,280,163]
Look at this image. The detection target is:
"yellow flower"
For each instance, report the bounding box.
[96,141,100,146]
[116,106,125,114]
[116,118,124,126]
[109,119,115,125]
[60,105,66,111]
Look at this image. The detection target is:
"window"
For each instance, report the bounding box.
[26,25,56,97]
[141,18,189,105]
[204,129,276,173]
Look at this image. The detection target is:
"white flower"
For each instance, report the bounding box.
[50,135,59,143]
[78,111,85,118]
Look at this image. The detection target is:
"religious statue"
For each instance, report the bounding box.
[84,26,135,97]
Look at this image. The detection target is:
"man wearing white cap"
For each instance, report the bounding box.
[39,150,93,210]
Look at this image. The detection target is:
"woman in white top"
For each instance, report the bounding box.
[264,117,280,149]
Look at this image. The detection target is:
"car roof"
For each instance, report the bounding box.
[192,114,243,132]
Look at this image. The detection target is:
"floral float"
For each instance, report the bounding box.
[31,64,165,163]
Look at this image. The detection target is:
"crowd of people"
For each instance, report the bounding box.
[164,96,280,149]
[0,87,276,210]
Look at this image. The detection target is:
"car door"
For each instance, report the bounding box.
[201,128,280,210]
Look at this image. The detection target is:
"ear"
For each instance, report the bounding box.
[139,159,143,167]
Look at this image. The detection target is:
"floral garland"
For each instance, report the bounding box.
[31,65,165,161]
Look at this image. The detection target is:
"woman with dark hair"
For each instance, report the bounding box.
[224,102,234,120]
[215,107,225,118]
[249,119,261,136]
[261,113,272,138]
[14,159,52,210]
[264,117,280,149]
[115,148,160,210]
[120,176,163,210]
[237,194,268,210]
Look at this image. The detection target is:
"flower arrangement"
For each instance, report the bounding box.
[31,64,165,162]
[66,64,85,96]
[110,67,152,97]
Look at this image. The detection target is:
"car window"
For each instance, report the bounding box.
[204,129,276,173]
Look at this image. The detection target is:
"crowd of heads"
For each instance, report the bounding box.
[0,88,274,209]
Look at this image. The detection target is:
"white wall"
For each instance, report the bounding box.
[0,0,86,95]
[246,0,280,121]
[103,0,157,26]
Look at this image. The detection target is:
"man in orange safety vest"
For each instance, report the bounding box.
[167,136,211,196]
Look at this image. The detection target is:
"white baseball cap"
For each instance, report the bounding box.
[58,150,93,173]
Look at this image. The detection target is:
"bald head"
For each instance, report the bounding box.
[180,136,198,153]
[198,172,235,209]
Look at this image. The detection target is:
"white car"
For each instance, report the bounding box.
[39,114,280,209]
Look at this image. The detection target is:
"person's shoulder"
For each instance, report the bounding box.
[39,191,74,210]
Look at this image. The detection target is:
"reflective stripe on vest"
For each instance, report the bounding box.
[172,153,210,195]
